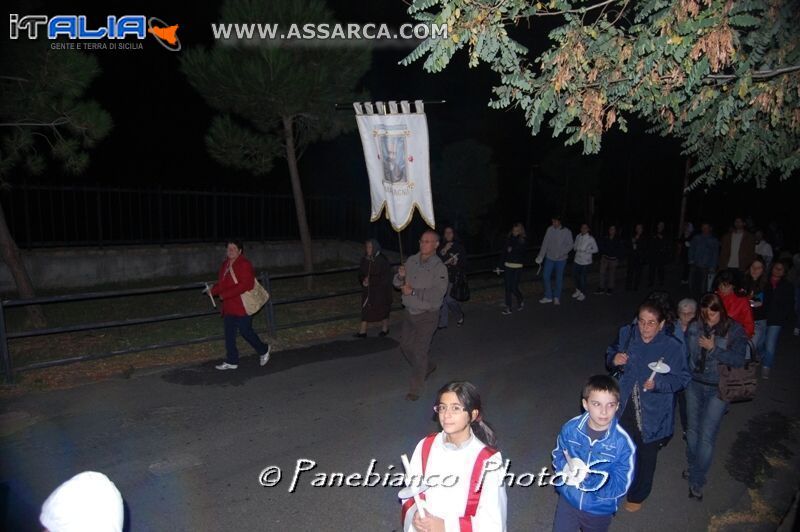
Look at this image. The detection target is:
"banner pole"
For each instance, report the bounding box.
[397,230,404,263]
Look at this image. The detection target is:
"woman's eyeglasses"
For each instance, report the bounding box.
[434,404,467,414]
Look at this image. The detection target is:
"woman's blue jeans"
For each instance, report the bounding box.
[761,325,782,369]
[685,380,729,490]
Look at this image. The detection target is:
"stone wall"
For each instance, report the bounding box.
[0,240,373,292]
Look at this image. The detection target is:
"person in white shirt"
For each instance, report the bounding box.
[754,230,773,271]
[572,223,599,301]
[536,215,575,305]
[401,381,507,532]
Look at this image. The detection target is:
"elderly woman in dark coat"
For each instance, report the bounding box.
[356,239,393,337]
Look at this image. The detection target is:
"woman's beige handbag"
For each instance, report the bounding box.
[241,279,270,316]
[229,265,270,315]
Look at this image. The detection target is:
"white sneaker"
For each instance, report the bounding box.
[539,297,553,304]
[260,345,271,367]
[501,308,513,315]
[794,327,800,336]
[576,293,586,301]
[215,362,238,370]
[554,298,561,305]
[571,290,581,299]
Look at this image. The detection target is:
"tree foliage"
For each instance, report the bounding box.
[402,0,800,188]
[0,40,112,182]
[180,0,371,175]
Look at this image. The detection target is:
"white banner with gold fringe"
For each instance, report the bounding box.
[353,100,434,231]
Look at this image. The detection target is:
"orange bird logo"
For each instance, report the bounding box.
[148,24,179,45]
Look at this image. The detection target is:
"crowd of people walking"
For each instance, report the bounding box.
[390,215,797,531]
[35,215,797,532]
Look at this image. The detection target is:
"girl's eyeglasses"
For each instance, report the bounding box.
[433,404,466,414]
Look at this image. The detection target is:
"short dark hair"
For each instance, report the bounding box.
[713,269,738,290]
[226,240,244,252]
[641,290,676,324]
[582,375,620,401]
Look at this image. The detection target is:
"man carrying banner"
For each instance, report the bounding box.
[394,230,449,401]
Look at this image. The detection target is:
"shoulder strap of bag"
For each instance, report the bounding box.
[622,322,635,353]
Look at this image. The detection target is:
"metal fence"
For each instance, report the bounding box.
[0,250,537,384]
[0,184,386,248]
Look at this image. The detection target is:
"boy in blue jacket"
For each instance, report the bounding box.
[551,375,636,532]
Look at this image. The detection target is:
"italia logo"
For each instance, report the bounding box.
[9,14,181,51]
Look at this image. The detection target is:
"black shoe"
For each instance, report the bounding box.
[688,486,703,501]
[379,329,389,337]
[437,326,448,330]
[594,289,605,295]
[606,289,613,295]
[681,469,689,480]
[354,332,367,339]
[405,393,420,401]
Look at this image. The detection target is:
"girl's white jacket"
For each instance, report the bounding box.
[402,431,507,532]
[573,233,599,265]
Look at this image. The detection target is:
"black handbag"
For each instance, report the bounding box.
[717,340,759,403]
[450,270,470,302]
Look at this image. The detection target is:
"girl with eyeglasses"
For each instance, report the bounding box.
[400,381,507,532]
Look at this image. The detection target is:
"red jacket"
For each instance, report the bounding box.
[718,290,755,337]
[210,255,256,316]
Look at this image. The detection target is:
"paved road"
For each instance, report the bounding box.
[1,280,798,531]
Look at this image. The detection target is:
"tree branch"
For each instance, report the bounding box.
[0,118,71,128]
[533,0,620,17]
[706,64,800,81]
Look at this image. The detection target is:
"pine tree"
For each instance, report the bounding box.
[182,0,371,280]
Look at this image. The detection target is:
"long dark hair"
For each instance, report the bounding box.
[744,258,767,294]
[699,292,733,337]
[441,225,458,243]
[434,381,497,448]
[226,239,244,252]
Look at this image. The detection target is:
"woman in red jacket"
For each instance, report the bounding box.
[209,240,270,370]
[714,269,755,337]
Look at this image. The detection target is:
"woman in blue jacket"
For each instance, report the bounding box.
[684,293,748,500]
[606,299,691,512]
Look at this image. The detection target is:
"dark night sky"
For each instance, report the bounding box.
[5,0,799,246]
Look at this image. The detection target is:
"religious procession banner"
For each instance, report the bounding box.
[353,100,435,231]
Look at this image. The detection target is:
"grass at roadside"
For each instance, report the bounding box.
[1,264,509,395]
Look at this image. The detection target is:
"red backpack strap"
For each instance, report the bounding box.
[420,432,438,475]
[458,446,497,532]
[400,433,438,525]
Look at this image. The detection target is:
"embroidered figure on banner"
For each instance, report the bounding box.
[375,125,411,184]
